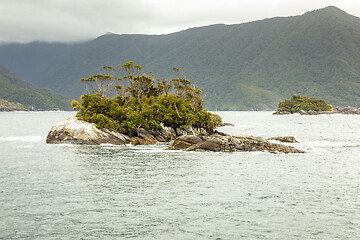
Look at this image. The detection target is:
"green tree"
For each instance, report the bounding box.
[75,62,222,135]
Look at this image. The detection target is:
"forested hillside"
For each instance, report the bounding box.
[1,6,360,110]
[0,64,72,110]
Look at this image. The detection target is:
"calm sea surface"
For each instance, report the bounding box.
[0,111,360,239]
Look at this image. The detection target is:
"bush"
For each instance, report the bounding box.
[75,64,222,136]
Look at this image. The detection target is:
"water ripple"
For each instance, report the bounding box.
[1,111,360,239]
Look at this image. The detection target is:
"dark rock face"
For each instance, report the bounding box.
[130,136,157,145]
[130,124,178,145]
[131,128,159,145]
[168,134,304,154]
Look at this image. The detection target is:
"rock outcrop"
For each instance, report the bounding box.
[334,107,360,114]
[168,134,304,154]
[46,116,198,146]
[46,116,131,145]
[130,125,177,145]
[267,136,299,143]
[273,111,292,115]
[217,122,235,127]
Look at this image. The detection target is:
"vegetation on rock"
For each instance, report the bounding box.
[277,95,333,113]
[75,63,222,136]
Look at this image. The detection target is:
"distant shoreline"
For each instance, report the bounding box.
[0,107,27,112]
[0,108,69,112]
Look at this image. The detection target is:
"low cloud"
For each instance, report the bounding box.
[0,0,359,43]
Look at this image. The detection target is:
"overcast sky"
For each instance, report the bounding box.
[1,0,360,43]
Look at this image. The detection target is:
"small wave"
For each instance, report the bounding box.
[301,140,359,148]
[48,143,78,148]
[13,145,32,149]
[99,143,128,147]
[0,136,44,142]
[136,148,171,153]
[129,145,171,153]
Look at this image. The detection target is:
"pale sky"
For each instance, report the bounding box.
[1,0,360,43]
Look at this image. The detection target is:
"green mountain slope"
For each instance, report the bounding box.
[1,6,360,110]
[0,64,72,110]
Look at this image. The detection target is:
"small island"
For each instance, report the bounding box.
[47,63,304,154]
[273,95,360,115]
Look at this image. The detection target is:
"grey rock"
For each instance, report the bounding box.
[169,133,304,154]
[176,128,187,136]
[218,122,235,127]
[273,111,291,115]
[175,126,208,136]
[267,136,299,143]
[46,116,131,145]
[133,128,158,145]
[177,135,203,144]
[187,139,222,152]
[47,116,178,146]
[159,123,177,141]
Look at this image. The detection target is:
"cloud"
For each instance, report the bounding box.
[0,0,154,42]
[0,0,360,43]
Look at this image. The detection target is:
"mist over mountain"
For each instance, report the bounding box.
[1,6,360,110]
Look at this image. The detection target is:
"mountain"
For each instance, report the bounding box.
[0,64,72,110]
[1,6,360,110]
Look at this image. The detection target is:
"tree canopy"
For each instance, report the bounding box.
[75,63,221,136]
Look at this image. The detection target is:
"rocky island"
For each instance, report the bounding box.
[47,63,304,154]
[273,94,360,115]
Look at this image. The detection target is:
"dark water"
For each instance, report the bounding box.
[0,111,360,239]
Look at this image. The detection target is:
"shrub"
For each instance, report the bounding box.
[75,63,222,136]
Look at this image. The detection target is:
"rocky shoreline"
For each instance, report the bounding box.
[46,116,304,154]
[167,134,304,154]
[273,106,360,115]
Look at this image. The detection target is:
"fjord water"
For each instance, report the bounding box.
[1,111,359,239]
